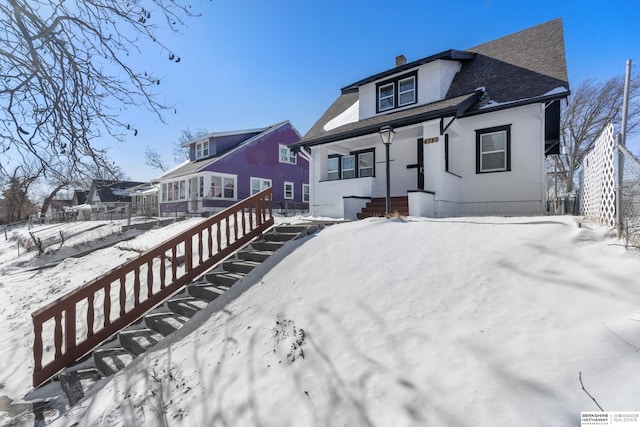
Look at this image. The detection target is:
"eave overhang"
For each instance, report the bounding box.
[341,49,476,92]
[292,90,483,151]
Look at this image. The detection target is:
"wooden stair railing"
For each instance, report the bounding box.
[32,188,274,387]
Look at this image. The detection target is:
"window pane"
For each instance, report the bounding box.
[358,152,374,177]
[328,157,339,180]
[398,77,415,106]
[482,152,506,170]
[481,132,506,152]
[284,182,293,199]
[223,178,235,198]
[342,155,355,179]
[303,184,310,202]
[211,176,222,198]
[379,83,394,110]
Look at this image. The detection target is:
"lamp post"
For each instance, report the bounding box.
[378,125,395,216]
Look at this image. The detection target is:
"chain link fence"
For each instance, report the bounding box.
[579,123,640,249]
[619,144,640,248]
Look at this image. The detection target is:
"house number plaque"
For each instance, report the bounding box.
[423,137,439,144]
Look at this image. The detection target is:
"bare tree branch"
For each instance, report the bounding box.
[555,74,640,194]
[0,0,200,177]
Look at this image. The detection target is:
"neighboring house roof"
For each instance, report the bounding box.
[156,121,295,181]
[91,180,146,203]
[295,18,569,149]
[73,190,87,205]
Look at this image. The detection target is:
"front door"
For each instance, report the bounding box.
[406,138,425,190]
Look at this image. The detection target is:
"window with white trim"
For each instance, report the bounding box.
[376,71,417,112]
[284,182,294,199]
[210,175,236,199]
[161,180,187,202]
[378,83,394,111]
[196,140,209,159]
[398,76,416,106]
[279,144,297,164]
[302,184,310,203]
[476,125,511,173]
[251,177,272,195]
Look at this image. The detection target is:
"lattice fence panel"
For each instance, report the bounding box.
[580,123,616,228]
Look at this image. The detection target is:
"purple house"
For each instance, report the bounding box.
[155,121,309,216]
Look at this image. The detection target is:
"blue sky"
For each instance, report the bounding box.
[111,0,640,181]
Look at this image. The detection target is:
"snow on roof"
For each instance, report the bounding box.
[323,100,359,131]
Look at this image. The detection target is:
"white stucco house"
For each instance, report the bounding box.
[291,19,569,219]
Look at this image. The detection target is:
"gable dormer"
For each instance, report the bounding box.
[338,50,475,122]
[186,128,265,162]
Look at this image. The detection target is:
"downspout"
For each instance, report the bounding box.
[299,146,313,214]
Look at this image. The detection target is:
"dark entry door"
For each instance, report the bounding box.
[406,138,424,190]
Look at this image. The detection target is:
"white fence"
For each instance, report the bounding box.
[580,124,616,228]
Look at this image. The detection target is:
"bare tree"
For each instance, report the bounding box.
[0,0,199,177]
[553,74,640,194]
[144,145,170,172]
[144,127,209,172]
[173,127,209,163]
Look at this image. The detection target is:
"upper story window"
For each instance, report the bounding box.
[196,140,209,160]
[377,71,417,113]
[476,125,511,173]
[279,144,297,164]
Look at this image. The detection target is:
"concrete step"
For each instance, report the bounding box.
[167,296,210,318]
[145,312,190,336]
[204,271,244,287]
[119,329,164,356]
[188,282,227,301]
[263,232,299,242]
[93,347,135,376]
[58,368,103,406]
[222,259,261,274]
[251,240,285,251]
[237,250,273,262]
[274,225,310,234]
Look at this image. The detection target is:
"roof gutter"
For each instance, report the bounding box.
[292,91,483,151]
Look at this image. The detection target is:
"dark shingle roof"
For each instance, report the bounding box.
[295,19,569,149]
[447,18,569,112]
[93,180,145,203]
[156,121,292,180]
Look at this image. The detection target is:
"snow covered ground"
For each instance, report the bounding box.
[2,215,640,426]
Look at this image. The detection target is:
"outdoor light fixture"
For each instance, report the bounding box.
[378,125,395,216]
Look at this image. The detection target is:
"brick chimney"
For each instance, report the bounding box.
[395,54,406,67]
